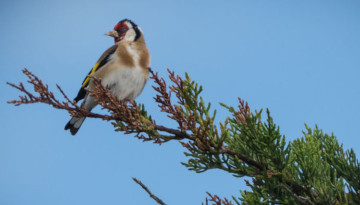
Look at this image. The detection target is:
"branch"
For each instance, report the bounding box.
[7,68,315,203]
[132,177,166,205]
[6,68,118,120]
[280,184,315,205]
[220,146,265,171]
[206,192,233,205]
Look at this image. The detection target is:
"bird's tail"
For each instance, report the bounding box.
[64,117,86,135]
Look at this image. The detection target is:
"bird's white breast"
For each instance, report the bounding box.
[102,66,147,100]
[101,46,147,100]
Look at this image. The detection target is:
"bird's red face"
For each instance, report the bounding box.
[105,19,141,43]
[105,21,129,43]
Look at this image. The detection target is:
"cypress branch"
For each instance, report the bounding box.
[7,68,360,204]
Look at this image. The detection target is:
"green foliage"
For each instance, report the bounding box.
[224,108,290,177]
[108,71,360,204]
[167,73,359,204]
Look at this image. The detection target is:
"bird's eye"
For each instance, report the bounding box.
[117,28,128,34]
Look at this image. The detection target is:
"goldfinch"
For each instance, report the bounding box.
[65,19,150,135]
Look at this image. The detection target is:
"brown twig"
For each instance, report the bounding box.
[234,97,251,124]
[132,177,166,205]
[206,192,233,205]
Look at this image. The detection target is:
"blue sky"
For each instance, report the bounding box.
[1,0,360,204]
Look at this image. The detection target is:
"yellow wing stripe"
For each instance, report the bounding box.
[82,62,100,87]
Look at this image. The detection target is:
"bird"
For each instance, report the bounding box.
[65,19,150,135]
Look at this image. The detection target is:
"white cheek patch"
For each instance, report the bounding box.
[124,29,136,41]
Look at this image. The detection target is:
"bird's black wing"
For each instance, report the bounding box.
[73,44,118,102]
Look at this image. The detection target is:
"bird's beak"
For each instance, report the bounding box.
[104,30,119,38]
